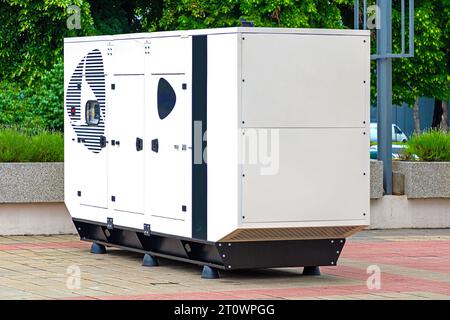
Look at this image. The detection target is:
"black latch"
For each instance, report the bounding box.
[143,224,151,236]
[151,139,159,153]
[111,195,115,202]
[107,217,114,230]
[100,135,107,148]
[77,191,81,197]
[182,83,187,90]
[136,137,143,151]
[111,84,115,90]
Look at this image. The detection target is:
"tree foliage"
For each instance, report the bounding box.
[0,0,95,85]
[0,0,448,134]
[140,0,353,31]
[392,0,450,106]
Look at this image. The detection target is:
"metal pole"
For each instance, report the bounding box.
[354,0,360,29]
[377,0,393,194]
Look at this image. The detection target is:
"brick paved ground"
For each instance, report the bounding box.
[0,229,449,300]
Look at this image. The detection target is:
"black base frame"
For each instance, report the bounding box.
[73,218,346,270]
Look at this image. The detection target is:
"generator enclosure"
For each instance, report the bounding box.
[64,27,371,270]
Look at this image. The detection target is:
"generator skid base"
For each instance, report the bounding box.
[74,219,345,272]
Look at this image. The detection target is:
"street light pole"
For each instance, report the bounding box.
[377,0,393,194]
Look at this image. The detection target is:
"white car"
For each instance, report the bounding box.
[370,123,408,143]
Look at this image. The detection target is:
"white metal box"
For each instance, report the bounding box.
[64,27,370,272]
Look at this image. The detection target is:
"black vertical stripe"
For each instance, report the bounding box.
[192,35,208,240]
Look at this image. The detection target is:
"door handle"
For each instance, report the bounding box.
[151,139,159,153]
[136,137,143,151]
[100,135,107,148]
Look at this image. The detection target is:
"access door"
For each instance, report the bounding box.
[108,75,145,214]
[146,74,188,220]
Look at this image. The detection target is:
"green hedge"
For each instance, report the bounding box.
[404,130,450,162]
[0,128,63,162]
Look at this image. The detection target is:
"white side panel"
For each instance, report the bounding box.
[146,74,189,230]
[112,39,145,75]
[241,128,370,225]
[206,34,240,242]
[108,76,145,215]
[64,41,110,213]
[241,33,369,128]
[148,36,188,74]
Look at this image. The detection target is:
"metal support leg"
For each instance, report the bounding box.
[142,254,159,267]
[303,266,321,276]
[90,242,106,254]
[201,266,220,279]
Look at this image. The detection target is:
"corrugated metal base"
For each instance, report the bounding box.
[219,225,366,242]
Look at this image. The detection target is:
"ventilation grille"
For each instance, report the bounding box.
[220,226,366,242]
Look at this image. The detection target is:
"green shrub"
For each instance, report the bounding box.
[0,128,63,162]
[0,60,64,133]
[404,130,450,162]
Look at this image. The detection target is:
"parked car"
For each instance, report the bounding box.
[369,144,407,160]
[370,123,408,143]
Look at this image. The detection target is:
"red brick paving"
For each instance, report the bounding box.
[0,230,449,300]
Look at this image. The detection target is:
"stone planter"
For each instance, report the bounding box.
[370,160,383,199]
[0,162,75,235]
[392,161,450,199]
[0,162,64,203]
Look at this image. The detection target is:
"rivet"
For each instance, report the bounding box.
[331,240,334,244]
[222,254,226,258]
[228,243,231,247]
[336,250,340,254]
[228,265,232,269]
[218,243,222,247]
[331,261,335,265]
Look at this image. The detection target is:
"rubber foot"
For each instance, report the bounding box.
[90,243,106,254]
[201,266,220,279]
[142,254,159,267]
[303,266,321,276]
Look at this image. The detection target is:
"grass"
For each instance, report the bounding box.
[404,130,450,162]
[0,128,63,162]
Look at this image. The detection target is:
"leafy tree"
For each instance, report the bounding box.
[391,0,450,134]
[89,0,142,35]
[140,0,353,31]
[0,0,95,85]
